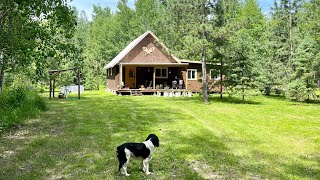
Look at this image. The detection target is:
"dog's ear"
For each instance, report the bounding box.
[146,134,159,147]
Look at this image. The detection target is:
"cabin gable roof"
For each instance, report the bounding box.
[104,31,180,69]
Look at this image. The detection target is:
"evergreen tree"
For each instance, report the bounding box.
[209,0,240,99]
[286,36,319,101]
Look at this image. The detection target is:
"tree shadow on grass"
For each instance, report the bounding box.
[263,94,320,105]
[163,129,320,179]
[284,153,320,179]
[162,95,262,105]
[209,96,262,105]
[3,92,318,179]
[248,150,320,179]
[160,130,268,179]
[1,94,188,179]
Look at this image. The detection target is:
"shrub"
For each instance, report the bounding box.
[285,80,310,102]
[0,86,47,133]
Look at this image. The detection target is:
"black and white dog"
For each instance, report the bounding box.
[116,134,159,176]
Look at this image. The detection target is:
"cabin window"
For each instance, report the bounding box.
[187,69,197,80]
[155,67,168,78]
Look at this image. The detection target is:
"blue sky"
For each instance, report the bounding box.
[68,0,274,21]
[68,0,135,20]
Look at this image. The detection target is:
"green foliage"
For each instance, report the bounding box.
[285,79,310,102]
[76,0,319,102]
[0,86,47,132]
[0,0,78,93]
[2,0,319,102]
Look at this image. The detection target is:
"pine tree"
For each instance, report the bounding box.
[286,36,319,101]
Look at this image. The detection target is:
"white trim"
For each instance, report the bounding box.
[155,67,168,79]
[187,69,197,80]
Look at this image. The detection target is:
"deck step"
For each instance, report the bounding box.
[131,90,142,96]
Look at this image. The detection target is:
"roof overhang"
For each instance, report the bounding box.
[179,59,202,64]
[180,59,222,66]
[119,63,189,67]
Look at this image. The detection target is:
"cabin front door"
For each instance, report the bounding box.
[125,67,136,88]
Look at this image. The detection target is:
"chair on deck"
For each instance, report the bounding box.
[179,80,183,89]
[172,80,177,89]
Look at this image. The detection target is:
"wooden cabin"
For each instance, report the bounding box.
[104,31,222,95]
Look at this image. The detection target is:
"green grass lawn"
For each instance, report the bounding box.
[1,90,319,179]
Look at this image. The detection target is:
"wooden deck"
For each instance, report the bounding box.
[117,89,192,96]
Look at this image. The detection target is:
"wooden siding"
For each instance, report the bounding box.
[184,63,224,93]
[120,34,176,64]
[107,63,224,93]
[185,63,202,92]
[106,66,119,90]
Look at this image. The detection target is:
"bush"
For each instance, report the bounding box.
[285,80,310,102]
[0,86,47,133]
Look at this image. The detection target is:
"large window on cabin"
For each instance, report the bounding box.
[187,69,197,80]
[155,67,168,78]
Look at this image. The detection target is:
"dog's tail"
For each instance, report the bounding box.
[116,145,127,171]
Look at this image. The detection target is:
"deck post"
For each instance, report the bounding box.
[119,64,123,89]
[153,67,155,89]
[185,66,188,90]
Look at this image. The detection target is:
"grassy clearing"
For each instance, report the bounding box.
[0,90,319,179]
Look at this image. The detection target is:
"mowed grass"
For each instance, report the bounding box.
[0,90,319,179]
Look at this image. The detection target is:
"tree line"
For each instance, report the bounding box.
[1,0,319,102]
[78,0,319,102]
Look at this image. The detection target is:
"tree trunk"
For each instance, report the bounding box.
[0,52,4,94]
[288,3,293,64]
[220,59,223,99]
[241,60,245,104]
[0,65,4,94]
[78,69,80,99]
[202,42,208,103]
[242,85,245,104]
[201,0,208,103]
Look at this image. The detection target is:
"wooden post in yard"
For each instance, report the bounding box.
[49,77,52,100]
[78,68,80,99]
[53,78,55,98]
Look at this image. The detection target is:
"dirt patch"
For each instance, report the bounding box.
[0,150,15,159]
[189,160,223,179]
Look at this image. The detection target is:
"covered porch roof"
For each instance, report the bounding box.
[119,62,189,67]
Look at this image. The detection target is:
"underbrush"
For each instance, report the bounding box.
[0,87,47,133]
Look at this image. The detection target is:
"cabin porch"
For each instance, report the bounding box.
[116,88,192,96]
[118,64,189,90]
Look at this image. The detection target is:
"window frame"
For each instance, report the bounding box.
[187,69,197,80]
[155,67,168,79]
